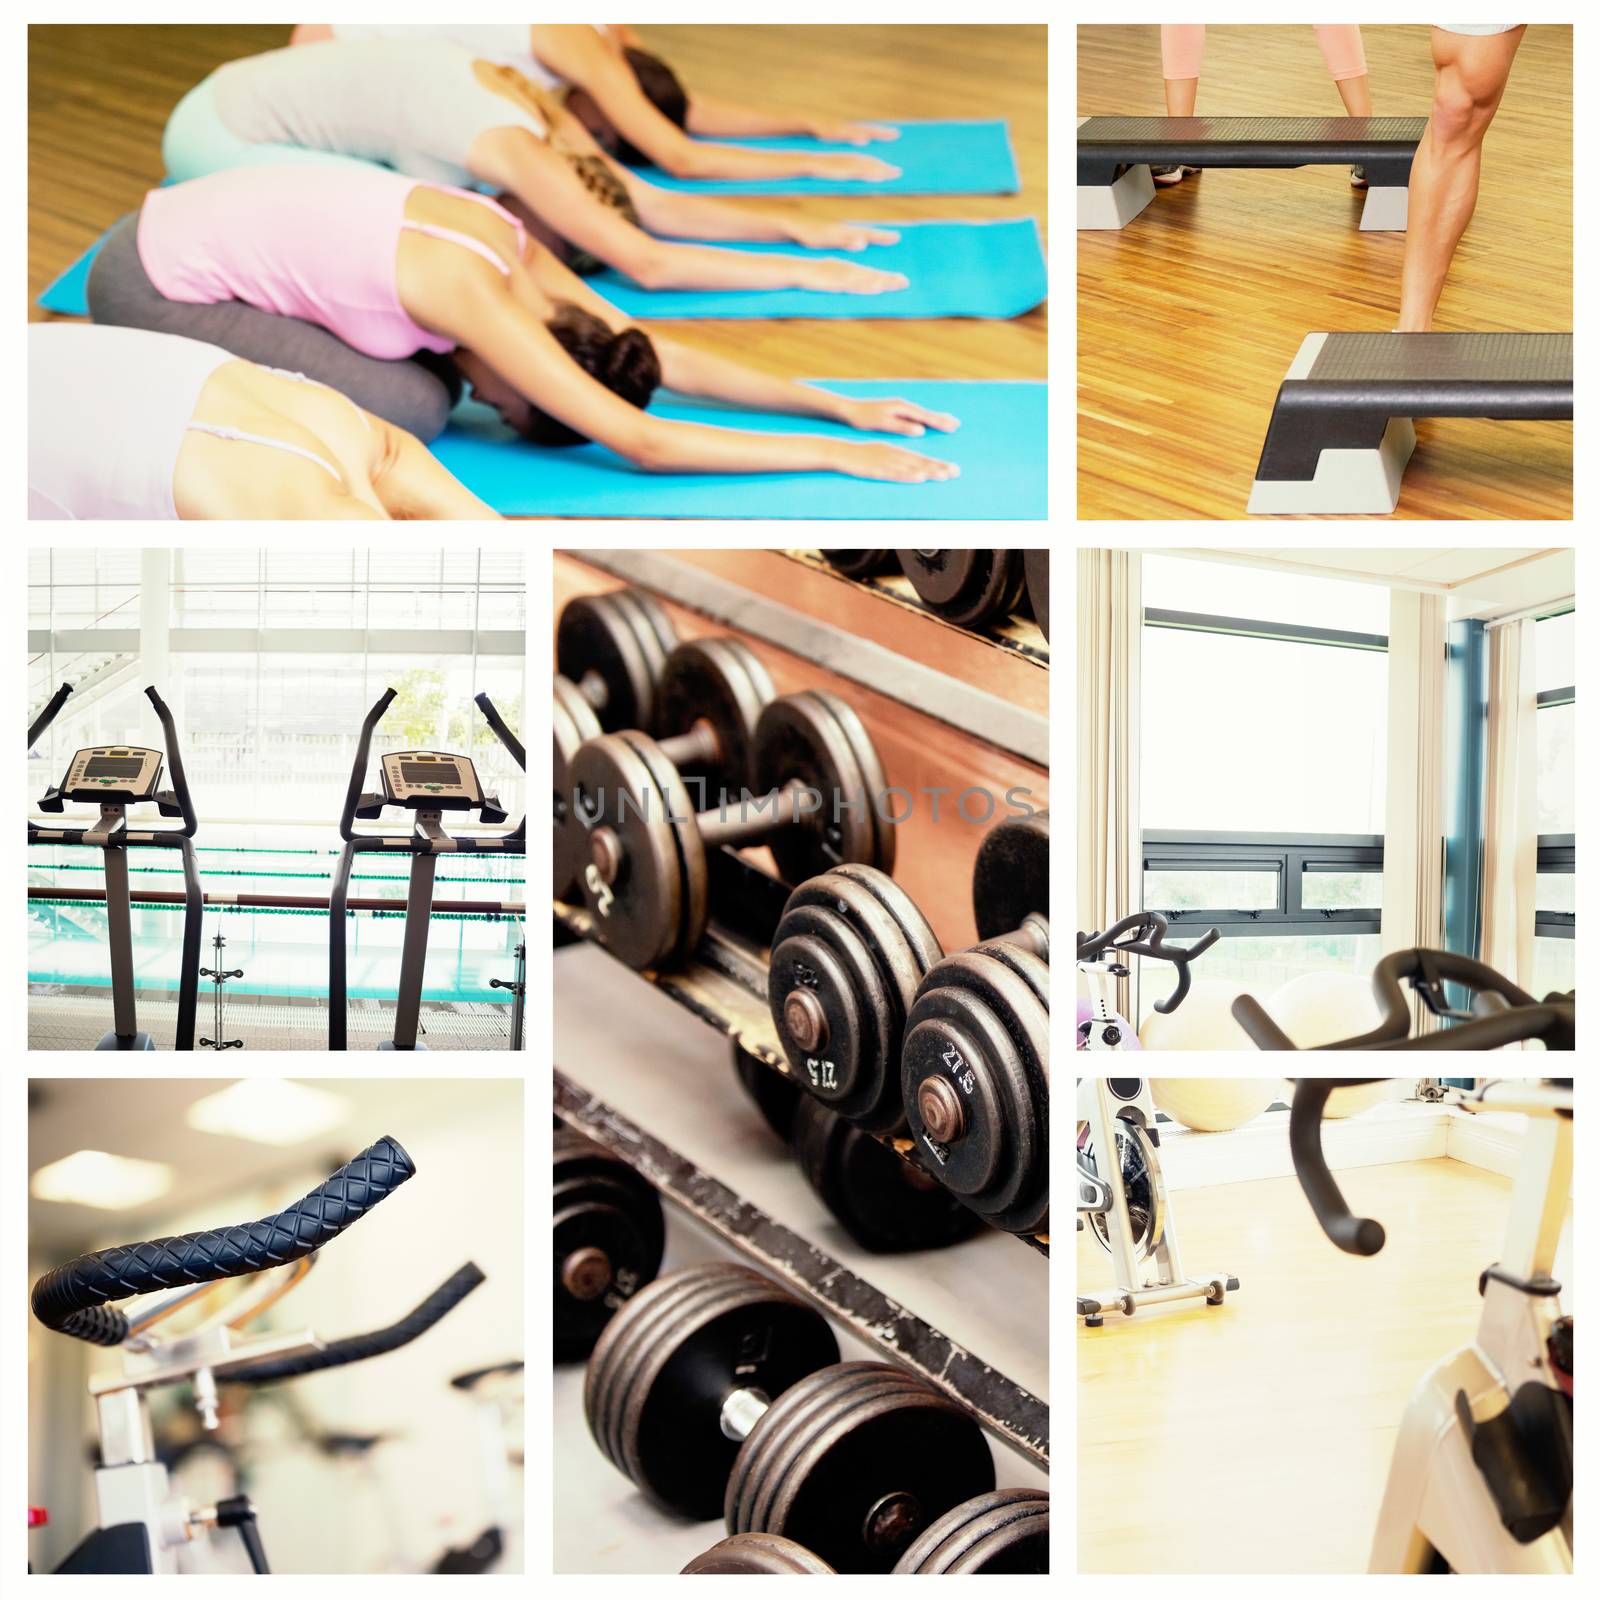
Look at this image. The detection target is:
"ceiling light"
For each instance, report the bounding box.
[185,1080,351,1146]
[31,1150,175,1209]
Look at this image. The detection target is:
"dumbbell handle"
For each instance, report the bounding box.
[988,912,1049,962]
[719,1385,771,1442]
[575,667,611,717]
[698,782,813,849]
[658,717,721,774]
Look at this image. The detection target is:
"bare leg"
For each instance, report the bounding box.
[1397,26,1526,332]
[1334,74,1372,116]
[1164,76,1198,116]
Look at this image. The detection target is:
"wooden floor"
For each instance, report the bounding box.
[27,24,1046,382]
[1077,24,1572,520]
[1078,1151,1562,1573]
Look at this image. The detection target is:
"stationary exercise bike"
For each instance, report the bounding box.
[1076,911,1219,1049]
[1076,1078,1240,1325]
[1289,1078,1572,1573]
[329,690,525,1050]
[28,682,202,1050]
[28,1137,484,1574]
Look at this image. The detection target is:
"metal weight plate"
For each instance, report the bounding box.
[606,589,677,726]
[819,550,894,578]
[896,550,1028,629]
[568,733,687,971]
[682,1533,836,1574]
[726,1362,996,1574]
[891,1487,1050,1574]
[789,1094,981,1254]
[556,590,674,734]
[732,1040,805,1143]
[766,865,941,1134]
[553,1132,665,1362]
[973,809,1050,941]
[1023,550,1050,642]
[900,946,1050,1236]
[584,1263,838,1521]
[656,637,774,798]
[751,692,888,886]
[553,675,603,901]
[621,729,708,968]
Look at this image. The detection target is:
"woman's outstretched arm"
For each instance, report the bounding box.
[370,417,500,519]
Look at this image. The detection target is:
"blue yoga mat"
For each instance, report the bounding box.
[638,120,1019,196]
[596,219,1044,320]
[430,381,1045,519]
[39,217,1044,322]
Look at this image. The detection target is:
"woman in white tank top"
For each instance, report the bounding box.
[295,22,900,180]
[173,39,910,298]
[29,325,494,521]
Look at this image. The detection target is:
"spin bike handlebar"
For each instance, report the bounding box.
[1288,1080,1388,1257]
[1076,912,1221,1014]
[1232,948,1575,1051]
[29,682,74,749]
[30,1136,415,1346]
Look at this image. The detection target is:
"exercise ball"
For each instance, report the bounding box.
[1262,972,1384,1050]
[1149,1078,1281,1132]
[1324,1080,1401,1118]
[1136,979,1252,1050]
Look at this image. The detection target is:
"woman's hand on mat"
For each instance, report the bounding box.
[808,116,901,145]
[827,440,959,483]
[795,258,909,294]
[836,397,961,438]
[805,151,903,181]
[786,220,901,251]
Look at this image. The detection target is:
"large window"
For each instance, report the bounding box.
[1533,611,1575,996]
[1138,558,1390,1016]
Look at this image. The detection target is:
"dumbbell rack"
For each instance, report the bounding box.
[553,551,1049,1564]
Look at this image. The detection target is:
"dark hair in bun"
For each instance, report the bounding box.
[566,48,689,167]
[523,302,661,447]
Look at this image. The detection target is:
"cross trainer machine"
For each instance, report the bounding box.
[330,690,525,1050]
[28,682,202,1050]
[1077,1078,1240,1325]
[28,1136,485,1574]
[1289,1078,1572,1574]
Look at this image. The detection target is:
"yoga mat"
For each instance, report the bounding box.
[638,119,1020,197]
[430,381,1045,519]
[39,218,1044,322]
[597,219,1043,320]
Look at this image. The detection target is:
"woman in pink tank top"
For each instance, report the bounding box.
[290,23,900,180]
[134,164,960,485]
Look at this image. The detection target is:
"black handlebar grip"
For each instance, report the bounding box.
[230,1262,485,1383]
[1153,958,1192,1015]
[29,682,74,749]
[1230,994,1298,1049]
[31,1137,415,1345]
[144,686,199,837]
[474,693,526,772]
[1288,1082,1385,1255]
[339,688,398,840]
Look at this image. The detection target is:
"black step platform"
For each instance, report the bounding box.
[1078,115,1426,231]
[1249,332,1573,514]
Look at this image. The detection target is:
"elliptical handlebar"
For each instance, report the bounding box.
[473,692,526,844]
[1076,911,1221,1014]
[30,682,74,749]
[1233,948,1575,1051]
[339,688,398,842]
[1288,1080,1388,1256]
[143,686,198,837]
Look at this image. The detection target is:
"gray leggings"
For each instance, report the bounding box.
[85,212,459,443]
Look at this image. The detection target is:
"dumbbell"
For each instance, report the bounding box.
[570,690,893,971]
[892,1487,1050,1574]
[731,1043,981,1254]
[556,634,774,900]
[682,1533,837,1573]
[819,549,895,578]
[553,1129,665,1363]
[1024,550,1049,642]
[585,1262,994,1572]
[767,812,1049,1234]
[897,550,1029,630]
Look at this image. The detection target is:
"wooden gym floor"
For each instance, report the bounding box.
[27,24,1046,384]
[1077,24,1572,520]
[1078,1151,1564,1574]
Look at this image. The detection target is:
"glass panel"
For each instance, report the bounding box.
[1141,626,1388,832]
[1302,871,1383,910]
[1144,869,1278,911]
[1537,703,1575,832]
[1535,612,1575,693]
[1142,555,1390,635]
[1532,936,1575,1000]
[1535,873,1575,915]
[1133,932,1384,1028]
